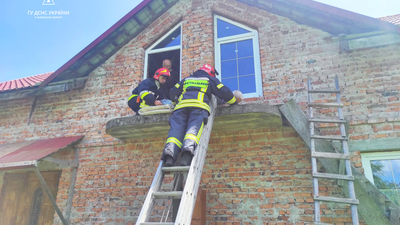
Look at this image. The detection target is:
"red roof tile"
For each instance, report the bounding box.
[379,14,400,25]
[0,72,53,92]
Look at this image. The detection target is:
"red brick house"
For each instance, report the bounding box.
[1,0,400,224]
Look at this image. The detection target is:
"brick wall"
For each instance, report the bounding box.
[0,0,399,223]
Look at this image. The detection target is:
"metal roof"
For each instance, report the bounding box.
[0,72,53,92]
[379,14,400,25]
[0,136,83,169]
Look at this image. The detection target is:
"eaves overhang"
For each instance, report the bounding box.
[106,104,282,140]
[39,0,179,88]
[239,0,400,35]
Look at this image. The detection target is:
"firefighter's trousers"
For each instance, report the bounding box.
[162,107,208,163]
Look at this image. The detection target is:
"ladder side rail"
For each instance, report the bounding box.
[174,96,217,225]
[308,78,321,223]
[136,161,165,225]
[335,76,359,225]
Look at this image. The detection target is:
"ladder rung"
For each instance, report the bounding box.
[312,152,350,159]
[314,196,359,205]
[308,89,340,94]
[309,118,346,124]
[153,191,183,199]
[140,223,174,225]
[162,166,190,173]
[313,172,354,180]
[311,135,348,141]
[309,102,343,108]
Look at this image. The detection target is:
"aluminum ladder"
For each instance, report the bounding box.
[307,76,359,225]
[135,96,217,225]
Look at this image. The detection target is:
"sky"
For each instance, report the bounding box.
[0,0,399,83]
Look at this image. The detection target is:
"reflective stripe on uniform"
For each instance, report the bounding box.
[216,83,224,89]
[226,96,237,104]
[183,79,209,90]
[128,94,138,101]
[166,137,182,148]
[175,83,180,88]
[175,100,211,112]
[197,123,204,140]
[184,134,198,144]
[140,91,150,98]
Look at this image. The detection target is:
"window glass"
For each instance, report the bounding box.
[238,57,255,76]
[154,27,181,49]
[221,60,237,79]
[221,43,236,61]
[217,19,250,38]
[239,75,256,94]
[221,77,238,91]
[215,16,262,98]
[220,39,256,94]
[370,159,400,206]
[237,39,253,57]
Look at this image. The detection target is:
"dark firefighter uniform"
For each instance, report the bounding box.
[162,68,237,165]
[127,77,166,114]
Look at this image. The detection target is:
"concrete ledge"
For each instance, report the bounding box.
[106,104,281,140]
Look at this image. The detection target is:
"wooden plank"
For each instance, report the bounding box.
[312,151,349,159]
[314,196,359,205]
[311,135,348,141]
[309,118,346,123]
[313,172,354,180]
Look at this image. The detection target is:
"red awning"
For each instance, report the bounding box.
[0,136,83,169]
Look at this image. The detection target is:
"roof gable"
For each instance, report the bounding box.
[3,0,400,93]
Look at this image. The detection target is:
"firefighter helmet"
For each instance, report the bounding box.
[153,68,171,80]
[199,64,219,77]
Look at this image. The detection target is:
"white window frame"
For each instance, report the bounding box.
[144,23,182,80]
[361,151,400,185]
[214,15,263,98]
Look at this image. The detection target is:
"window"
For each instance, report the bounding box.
[214,16,262,98]
[144,23,181,81]
[362,152,400,206]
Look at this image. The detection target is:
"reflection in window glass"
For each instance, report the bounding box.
[217,19,250,38]
[220,40,256,94]
[154,28,181,49]
[371,159,400,206]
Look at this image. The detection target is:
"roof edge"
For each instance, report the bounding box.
[38,0,153,88]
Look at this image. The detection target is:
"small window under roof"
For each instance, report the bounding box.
[217,18,251,38]
[153,27,181,49]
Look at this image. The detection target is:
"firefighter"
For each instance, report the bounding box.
[128,67,170,114]
[162,64,237,167]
